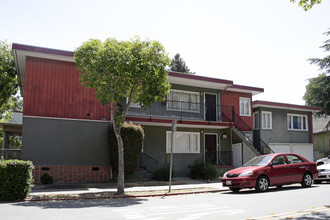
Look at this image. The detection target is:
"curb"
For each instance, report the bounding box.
[25,189,227,202]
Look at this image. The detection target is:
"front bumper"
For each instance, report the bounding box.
[222,177,257,188]
[315,170,330,181]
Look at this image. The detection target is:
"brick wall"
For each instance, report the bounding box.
[34,165,111,184]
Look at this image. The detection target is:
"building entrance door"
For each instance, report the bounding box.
[205,134,217,164]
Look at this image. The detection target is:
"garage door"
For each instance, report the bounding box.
[269,143,291,154]
[269,143,313,161]
[292,143,313,161]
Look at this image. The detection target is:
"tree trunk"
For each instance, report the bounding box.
[114,128,125,194]
[111,104,125,194]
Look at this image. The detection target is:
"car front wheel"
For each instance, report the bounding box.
[301,173,313,188]
[256,176,269,192]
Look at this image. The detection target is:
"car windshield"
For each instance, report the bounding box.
[243,155,274,167]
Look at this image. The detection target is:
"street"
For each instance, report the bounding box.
[1,183,329,220]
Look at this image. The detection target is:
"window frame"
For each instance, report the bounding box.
[253,112,260,130]
[286,155,303,164]
[239,97,251,116]
[166,89,200,113]
[261,111,272,130]
[166,131,200,154]
[287,114,308,131]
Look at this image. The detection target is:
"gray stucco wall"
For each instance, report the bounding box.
[22,117,110,166]
[253,107,310,145]
[142,125,230,177]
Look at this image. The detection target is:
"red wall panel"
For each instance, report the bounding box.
[23,57,110,120]
[221,91,253,130]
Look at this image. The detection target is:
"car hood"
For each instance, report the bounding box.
[317,163,330,170]
[226,166,263,174]
[316,158,330,163]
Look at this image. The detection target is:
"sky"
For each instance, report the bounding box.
[1,0,330,105]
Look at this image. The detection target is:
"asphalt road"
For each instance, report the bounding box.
[1,183,330,220]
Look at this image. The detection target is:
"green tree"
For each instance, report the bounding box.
[169,53,192,74]
[74,37,171,194]
[309,29,330,74]
[304,29,330,115]
[303,73,330,115]
[0,41,18,118]
[290,0,322,10]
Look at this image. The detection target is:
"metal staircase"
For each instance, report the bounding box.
[222,111,274,155]
[139,152,159,175]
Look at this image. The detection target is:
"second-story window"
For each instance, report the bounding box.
[253,112,259,129]
[167,89,200,112]
[262,111,272,129]
[287,114,308,131]
[239,97,251,116]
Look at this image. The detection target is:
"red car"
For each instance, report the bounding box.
[222,153,318,192]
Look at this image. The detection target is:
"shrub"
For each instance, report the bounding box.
[189,161,218,180]
[109,122,144,176]
[0,159,34,201]
[189,160,205,179]
[40,173,53,184]
[154,164,174,181]
[203,163,218,180]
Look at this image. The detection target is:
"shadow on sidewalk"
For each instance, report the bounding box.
[13,197,147,209]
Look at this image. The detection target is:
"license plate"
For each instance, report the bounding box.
[226,180,232,185]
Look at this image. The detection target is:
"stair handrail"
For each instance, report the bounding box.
[139,152,159,174]
[225,111,274,155]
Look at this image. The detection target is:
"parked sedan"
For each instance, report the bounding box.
[314,160,330,183]
[222,153,318,192]
[316,155,330,166]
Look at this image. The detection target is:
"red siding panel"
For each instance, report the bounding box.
[221,91,253,130]
[23,57,110,120]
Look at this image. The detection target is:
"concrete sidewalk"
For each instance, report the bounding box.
[29,177,227,198]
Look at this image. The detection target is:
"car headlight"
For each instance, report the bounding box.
[223,172,228,178]
[239,170,254,177]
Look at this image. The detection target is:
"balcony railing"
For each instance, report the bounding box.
[0,149,21,160]
[126,100,235,122]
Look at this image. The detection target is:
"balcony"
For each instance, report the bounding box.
[126,100,235,123]
[1,149,21,160]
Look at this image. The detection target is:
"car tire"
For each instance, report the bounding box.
[301,173,313,188]
[255,176,269,192]
[229,187,241,193]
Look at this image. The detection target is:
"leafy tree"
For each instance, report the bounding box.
[303,73,330,115]
[169,53,192,74]
[0,41,18,118]
[74,37,171,194]
[290,0,322,11]
[304,29,330,115]
[309,29,330,74]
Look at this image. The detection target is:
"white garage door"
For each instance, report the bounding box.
[269,143,291,154]
[292,143,313,161]
[269,143,313,161]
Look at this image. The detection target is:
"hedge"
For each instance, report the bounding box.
[0,159,34,200]
[109,122,144,176]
